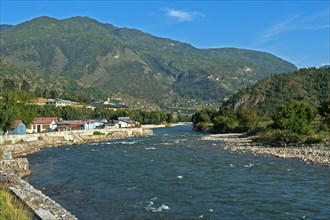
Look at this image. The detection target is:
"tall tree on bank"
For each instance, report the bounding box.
[0,90,36,133]
[272,102,316,135]
[319,99,330,129]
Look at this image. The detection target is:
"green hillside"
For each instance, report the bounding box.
[0,58,106,103]
[0,24,13,32]
[224,67,330,116]
[0,16,297,108]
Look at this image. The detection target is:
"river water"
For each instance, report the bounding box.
[25,125,330,219]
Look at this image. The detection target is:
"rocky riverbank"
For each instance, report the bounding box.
[201,133,330,167]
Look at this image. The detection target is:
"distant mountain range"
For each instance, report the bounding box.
[0,24,13,32]
[224,67,330,116]
[320,65,330,69]
[0,16,297,109]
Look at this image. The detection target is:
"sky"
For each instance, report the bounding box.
[1,0,329,68]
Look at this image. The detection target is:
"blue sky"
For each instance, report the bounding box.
[1,0,329,68]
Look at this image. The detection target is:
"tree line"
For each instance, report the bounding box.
[0,90,191,133]
[192,100,330,143]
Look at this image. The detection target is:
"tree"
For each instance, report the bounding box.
[237,108,259,131]
[166,113,175,124]
[192,109,213,125]
[272,102,316,134]
[319,99,330,128]
[21,80,31,91]
[2,78,18,91]
[177,114,191,122]
[0,90,36,133]
[212,115,238,133]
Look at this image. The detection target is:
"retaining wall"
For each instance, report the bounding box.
[0,127,153,219]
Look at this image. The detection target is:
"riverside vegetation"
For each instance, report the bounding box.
[0,182,32,220]
[193,68,330,143]
[192,68,330,165]
[1,161,32,220]
[0,90,191,134]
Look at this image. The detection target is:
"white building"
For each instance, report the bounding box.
[46,98,72,107]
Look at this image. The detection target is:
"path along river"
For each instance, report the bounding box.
[25,125,330,219]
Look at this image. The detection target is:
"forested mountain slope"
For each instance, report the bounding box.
[0,16,297,108]
[0,59,106,103]
[224,67,330,116]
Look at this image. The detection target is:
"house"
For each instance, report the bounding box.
[104,121,128,129]
[87,119,108,129]
[104,119,139,129]
[27,117,58,133]
[90,101,128,111]
[118,117,140,128]
[46,98,72,107]
[118,120,129,128]
[56,121,91,131]
[8,120,26,135]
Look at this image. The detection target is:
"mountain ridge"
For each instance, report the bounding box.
[0,16,298,109]
[224,67,330,116]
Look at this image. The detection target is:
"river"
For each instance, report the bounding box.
[25,125,330,219]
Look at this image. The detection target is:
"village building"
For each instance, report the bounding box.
[46,98,72,107]
[27,117,58,133]
[104,117,140,129]
[87,119,108,129]
[56,121,91,131]
[89,98,128,111]
[8,120,27,135]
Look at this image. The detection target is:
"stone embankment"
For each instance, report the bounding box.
[1,169,78,220]
[0,127,153,220]
[201,133,330,167]
[1,127,153,159]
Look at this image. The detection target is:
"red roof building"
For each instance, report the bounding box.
[27,117,59,133]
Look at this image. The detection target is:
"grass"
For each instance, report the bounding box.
[0,189,32,220]
[93,131,105,135]
[255,127,330,144]
[0,148,3,160]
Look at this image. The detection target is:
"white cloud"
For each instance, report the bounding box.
[260,8,330,41]
[164,8,203,22]
[260,14,299,39]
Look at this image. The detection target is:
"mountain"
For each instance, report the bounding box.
[0,58,107,103]
[224,67,330,116]
[0,16,297,109]
[320,65,330,69]
[0,24,13,32]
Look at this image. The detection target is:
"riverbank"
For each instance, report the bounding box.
[0,127,153,220]
[201,133,330,167]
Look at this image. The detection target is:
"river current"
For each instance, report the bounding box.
[25,125,330,219]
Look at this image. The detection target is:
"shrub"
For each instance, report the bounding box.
[272,102,316,135]
[257,129,302,143]
[195,122,213,131]
[237,108,259,131]
[319,99,330,129]
[0,148,3,160]
[93,131,105,135]
[212,115,238,133]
